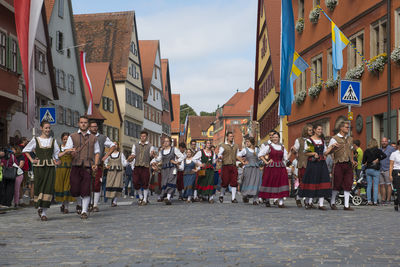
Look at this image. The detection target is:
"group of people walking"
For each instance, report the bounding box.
[7,114,400,221]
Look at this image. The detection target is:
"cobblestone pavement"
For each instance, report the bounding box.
[1,195,400,266]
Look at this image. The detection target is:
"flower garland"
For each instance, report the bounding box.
[296,18,304,33]
[294,89,307,105]
[325,78,338,92]
[309,7,320,24]
[345,64,364,80]
[367,53,387,74]
[308,83,323,98]
[325,0,338,11]
[391,46,400,65]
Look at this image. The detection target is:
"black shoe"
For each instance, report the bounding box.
[242,196,249,203]
[265,202,271,207]
[395,205,399,212]
[231,199,238,203]
[76,205,82,214]
[219,196,224,203]
[165,200,172,205]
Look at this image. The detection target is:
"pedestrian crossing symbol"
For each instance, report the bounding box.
[39,107,56,125]
[339,80,362,106]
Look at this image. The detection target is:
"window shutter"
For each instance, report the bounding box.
[103,97,108,111]
[110,99,114,113]
[6,35,10,69]
[366,116,372,144]
[383,112,388,139]
[17,43,22,74]
[390,110,398,142]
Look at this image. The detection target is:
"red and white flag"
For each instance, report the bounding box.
[14,0,44,128]
[80,51,93,115]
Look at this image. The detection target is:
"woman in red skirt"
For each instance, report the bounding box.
[258,132,291,208]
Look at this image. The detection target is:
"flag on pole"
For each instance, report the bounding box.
[290,51,309,101]
[331,21,349,80]
[278,0,295,116]
[80,51,93,115]
[181,114,188,137]
[14,0,44,128]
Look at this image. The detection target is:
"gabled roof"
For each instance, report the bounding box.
[74,11,135,81]
[222,88,254,117]
[138,40,159,100]
[188,116,215,140]
[171,94,181,133]
[84,62,123,124]
[161,58,173,121]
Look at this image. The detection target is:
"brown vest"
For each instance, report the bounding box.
[220,143,239,165]
[135,142,151,168]
[296,137,308,169]
[332,135,353,164]
[70,132,97,167]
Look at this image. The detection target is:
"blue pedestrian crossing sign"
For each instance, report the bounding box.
[39,107,56,124]
[339,80,362,106]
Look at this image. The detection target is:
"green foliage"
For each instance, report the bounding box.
[200,111,216,117]
[180,104,197,124]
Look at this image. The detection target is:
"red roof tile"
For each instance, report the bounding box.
[171,94,181,133]
[74,11,135,81]
[188,116,215,140]
[44,0,55,24]
[222,88,254,117]
[138,40,159,100]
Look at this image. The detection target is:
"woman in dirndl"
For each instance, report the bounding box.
[23,120,60,221]
[193,140,216,203]
[298,124,334,210]
[183,149,197,203]
[238,137,262,205]
[105,142,127,207]
[151,137,184,205]
[55,132,75,214]
[258,131,291,208]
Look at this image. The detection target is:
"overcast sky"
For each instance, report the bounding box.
[72,0,257,113]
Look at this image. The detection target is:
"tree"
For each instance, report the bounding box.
[200,111,216,116]
[180,104,197,124]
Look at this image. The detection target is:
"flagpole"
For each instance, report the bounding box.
[279,116,283,144]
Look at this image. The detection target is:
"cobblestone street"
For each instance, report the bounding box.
[1,195,400,266]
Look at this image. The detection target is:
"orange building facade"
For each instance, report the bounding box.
[287,0,400,148]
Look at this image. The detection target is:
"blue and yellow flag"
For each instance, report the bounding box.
[332,21,349,79]
[279,0,295,116]
[290,51,309,102]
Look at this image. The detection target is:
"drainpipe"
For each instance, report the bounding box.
[387,0,392,140]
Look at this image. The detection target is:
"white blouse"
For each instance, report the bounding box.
[104,152,127,167]
[390,150,400,170]
[150,147,185,165]
[193,149,216,165]
[22,137,60,160]
[237,147,258,157]
[258,143,288,161]
[304,138,327,153]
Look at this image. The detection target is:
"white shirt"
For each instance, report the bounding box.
[104,152,127,167]
[237,147,258,157]
[150,147,185,165]
[178,152,187,171]
[390,150,400,170]
[328,133,352,149]
[258,143,288,161]
[94,132,116,148]
[22,137,60,160]
[64,129,100,154]
[130,141,156,156]
[293,138,302,152]
[304,138,327,153]
[218,142,235,158]
[193,149,216,165]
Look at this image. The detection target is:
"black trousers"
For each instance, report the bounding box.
[393,170,400,205]
[0,179,15,207]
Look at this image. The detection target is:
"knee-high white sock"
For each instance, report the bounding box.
[308,198,313,205]
[76,197,82,206]
[113,197,117,204]
[194,190,198,198]
[82,196,90,213]
[143,189,149,202]
[231,187,237,200]
[296,195,300,200]
[209,195,214,200]
[331,190,338,205]
[41,208,47,217]
[278,198,283,205]
[319,197,324,207]
[157,194,161,200]
[63,201,69,209]
[167,193,171,200]
[137,190,143,200]
[344,191,350,208]
[93,192,100,207]
[188,196,192,201]
[220,187,226,197]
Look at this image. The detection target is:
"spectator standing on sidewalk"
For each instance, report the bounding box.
[363,138,387,205]
[380,137,396,205]
[353,140,363,180]
[389,140,400,211]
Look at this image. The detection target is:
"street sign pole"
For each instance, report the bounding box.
[348,105,351,137]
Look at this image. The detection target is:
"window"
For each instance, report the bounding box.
[130,42,137,55]
[58,106,64,124]
[395,9,400,46]
[125,121,141,138]
[74,111,79,127]
[371,18,387,58]
[327,49,333,79]
[34,46,46,74]
[0,31,6,67]
[103,125,108,135]
[58,0,64,18]
[113,128,119,142]
[126,88,131,105]
[59,70,65,89]
[153,88,156,101]
[21,86,27,114]
[68,74,74,94]
[56,31,64,53]
[125,88,143,109]
[154,69,157,79]
[298,0,304,18]
[107,126,113,139]
[108,98,114,113]
[311,54,322,85]
[65,108,72,126]
[348,31,364,70]
[102,97,108,111]
[202,131,207,136]
[67,48,70,58]
[10,39,17,72]
[296,70,307,92]
[373,114,385,142]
